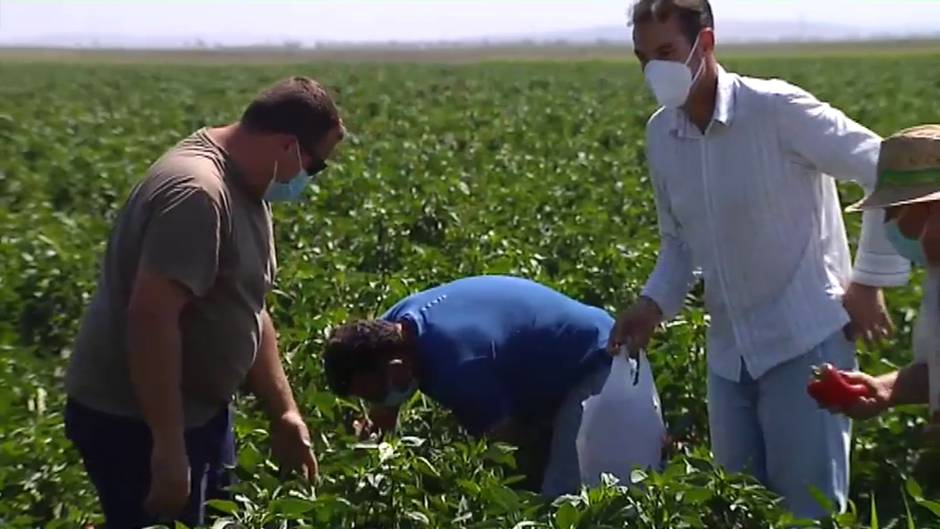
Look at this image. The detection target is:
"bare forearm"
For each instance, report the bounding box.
[247,310,298,420]
[887,363,930,407]
[128,310,185,446]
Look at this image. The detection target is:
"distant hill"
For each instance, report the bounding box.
[470,21,939,45]
[0,33,274,49]
[2,21,938,49]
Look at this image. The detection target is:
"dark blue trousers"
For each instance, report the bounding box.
[64,397,236,529]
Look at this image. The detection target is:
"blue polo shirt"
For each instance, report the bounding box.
[381,275,613,436]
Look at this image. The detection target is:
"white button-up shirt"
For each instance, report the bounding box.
[641,65,910,382]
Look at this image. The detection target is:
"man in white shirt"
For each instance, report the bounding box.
[609,0,910,519]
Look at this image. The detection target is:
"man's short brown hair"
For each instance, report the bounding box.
[241,76,341,147]
[630,0,714,45]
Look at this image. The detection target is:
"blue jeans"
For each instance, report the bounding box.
[707,330,855,520]
[64,398,236,529]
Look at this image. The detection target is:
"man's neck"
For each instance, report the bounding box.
[209,123,268,199]
[683,65,719,134]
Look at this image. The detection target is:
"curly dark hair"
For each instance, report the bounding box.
[323,320,403,397]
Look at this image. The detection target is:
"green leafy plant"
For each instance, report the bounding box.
[2,49,940,528]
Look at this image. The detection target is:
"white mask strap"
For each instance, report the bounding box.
[684,34,702,67]
[685,34,706,88]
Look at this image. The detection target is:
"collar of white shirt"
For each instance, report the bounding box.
[669,65,738,139]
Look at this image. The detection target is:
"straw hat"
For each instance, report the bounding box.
[847,124,940,211]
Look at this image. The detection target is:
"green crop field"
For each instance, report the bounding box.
[2,47,940,528]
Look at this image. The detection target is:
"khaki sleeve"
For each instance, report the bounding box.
[140,184,221,297]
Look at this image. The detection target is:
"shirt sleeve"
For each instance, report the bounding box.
[852,207,910,287]
[140,184,222,297]
[640,162,697,320]
[775,84,910,288]
[444,357,513,437]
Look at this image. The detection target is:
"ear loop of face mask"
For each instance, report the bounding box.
[263,141,313,203]
[685,34,706,90]
[270,141,305,183]
[295,141,306,174]
[379,359,417,407]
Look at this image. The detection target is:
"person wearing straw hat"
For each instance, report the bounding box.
[826,125,940,430]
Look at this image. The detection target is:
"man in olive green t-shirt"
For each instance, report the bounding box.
[64,76,345,528]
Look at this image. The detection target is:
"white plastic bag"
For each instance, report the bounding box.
[575,351,667,488]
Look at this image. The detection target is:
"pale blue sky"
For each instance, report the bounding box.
[1,0,938,46]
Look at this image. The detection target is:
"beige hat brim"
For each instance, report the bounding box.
[847,186,940,212]
[845,123,940,212]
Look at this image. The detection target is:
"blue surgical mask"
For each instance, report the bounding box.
[885,219,927,266]
[380,379,419,408]
[264,142,312,203]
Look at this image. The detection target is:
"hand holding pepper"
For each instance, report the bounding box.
[807,364,873,409]
[808,364,892,420]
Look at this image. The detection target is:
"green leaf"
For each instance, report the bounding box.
[269,497,317,517]
[206,499,239,515]
[399,436,426,447]
[458,479,481,495]
[833,512,857,526]
[413,456,440,478]
[483,443,517,467]
[906,477,925,502]
[486,485,521,512]
[308,391,338,421]
[917,500,940,518]
[902,485,916,529]
[237,444,263,472]
[807,486,834,514]
[211,520,245,529]
[687,457,713,473]
[405,511,430,525]
[682,488,713,504]
[870,493,879,529]
[555,501,580,529]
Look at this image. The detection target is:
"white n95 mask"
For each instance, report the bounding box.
[643,35,705,109]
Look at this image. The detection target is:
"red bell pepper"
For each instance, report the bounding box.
[807,363,870,408]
